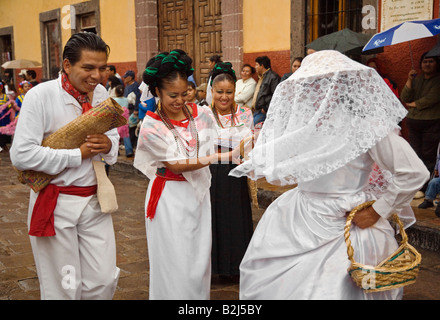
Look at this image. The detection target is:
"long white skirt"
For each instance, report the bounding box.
[239,188,403,300]
[145,178,212,300]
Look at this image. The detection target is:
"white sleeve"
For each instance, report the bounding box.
[368,131,430,219]
[10,90,82,175]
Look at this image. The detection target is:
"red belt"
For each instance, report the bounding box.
[29,184,97,237]
[146,168,186,220]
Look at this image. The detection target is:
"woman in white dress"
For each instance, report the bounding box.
[229,50,430,300]
[134,50,235,300]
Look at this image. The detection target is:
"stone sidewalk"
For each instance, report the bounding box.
[1,150,440,300]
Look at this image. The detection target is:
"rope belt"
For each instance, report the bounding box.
[146,168,186,220]
[29,184,97,237]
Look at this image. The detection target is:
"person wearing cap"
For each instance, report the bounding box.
[123,70,141,114]
[401,51,440,198]
[195,83,208,106]
[18,69,27,79]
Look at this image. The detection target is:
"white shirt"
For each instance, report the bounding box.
[235,77,257,107]
[10,76,119,188]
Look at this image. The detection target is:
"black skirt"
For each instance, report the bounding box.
[209,162,254,276]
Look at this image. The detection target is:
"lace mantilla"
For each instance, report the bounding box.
[230,50,407,185]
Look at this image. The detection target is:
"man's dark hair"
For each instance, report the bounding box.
[26,70,37,78]
[62,32,110,71]
[209,55,222,64]
[107,65,116,73]
[255,56,271,69]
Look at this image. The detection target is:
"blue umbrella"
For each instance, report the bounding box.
[362,18,440,67]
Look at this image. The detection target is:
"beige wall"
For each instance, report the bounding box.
[0,0,136,64]
[243,0,291,53]
[0,0,87,62]
[100,0,137,63]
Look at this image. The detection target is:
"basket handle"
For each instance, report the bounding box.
[239,135,254,161]
[344,201,408,264]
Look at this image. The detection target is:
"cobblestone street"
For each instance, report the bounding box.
[1,150,440,300]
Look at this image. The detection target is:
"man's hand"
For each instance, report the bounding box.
[351,206,381,229]
[80,134,112,159]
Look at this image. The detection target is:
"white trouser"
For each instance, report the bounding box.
[28,191,120,300]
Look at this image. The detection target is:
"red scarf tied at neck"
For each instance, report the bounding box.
[61,72,93,113]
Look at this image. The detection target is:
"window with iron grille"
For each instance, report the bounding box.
[306,0,363,43]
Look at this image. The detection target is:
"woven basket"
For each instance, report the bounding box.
[239,135,258,209]
[16,97,127,193]
[344,201,422,293]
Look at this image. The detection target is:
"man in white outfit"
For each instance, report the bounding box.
[10,32,120,300]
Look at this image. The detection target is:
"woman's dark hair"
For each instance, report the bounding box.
[26,70,37,78]
[143,49,194,97]
[62,32,110,72]
[241,63,256,74]
[210,55,222,64]
[115,84,124,97]
[108,75,121,88]
[211,62,236,86]
[255,56,271,69]
[188,81,196,90]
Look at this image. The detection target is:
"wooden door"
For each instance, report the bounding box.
[158,0,222,85]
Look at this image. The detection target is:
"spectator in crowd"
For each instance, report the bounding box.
[15,80,32,108]
[401,52,440,198]
[128,110,139,149]
[107,75,121,98]
[418,145,440,217]
[206,54,222,105]
[18,70,27,84]
[195,83,209,106]
[113,84,133,158]
[250,56,280,125]
[26,70,39,87]
[185,81,197,104]
[366,58,399,97]
[123,70,141,114]
[280,57,303,82]
[235,64,257,108]
[188,74,197,87]
[105,65,121,90]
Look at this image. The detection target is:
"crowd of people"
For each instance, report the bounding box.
[3,31,440,301]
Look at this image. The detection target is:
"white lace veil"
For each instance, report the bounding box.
[229,50,407,186]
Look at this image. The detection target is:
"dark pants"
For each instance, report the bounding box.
[406,118,440,190]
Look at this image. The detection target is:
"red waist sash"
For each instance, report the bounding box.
[146,168,186,220]
[29,184,97,237]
